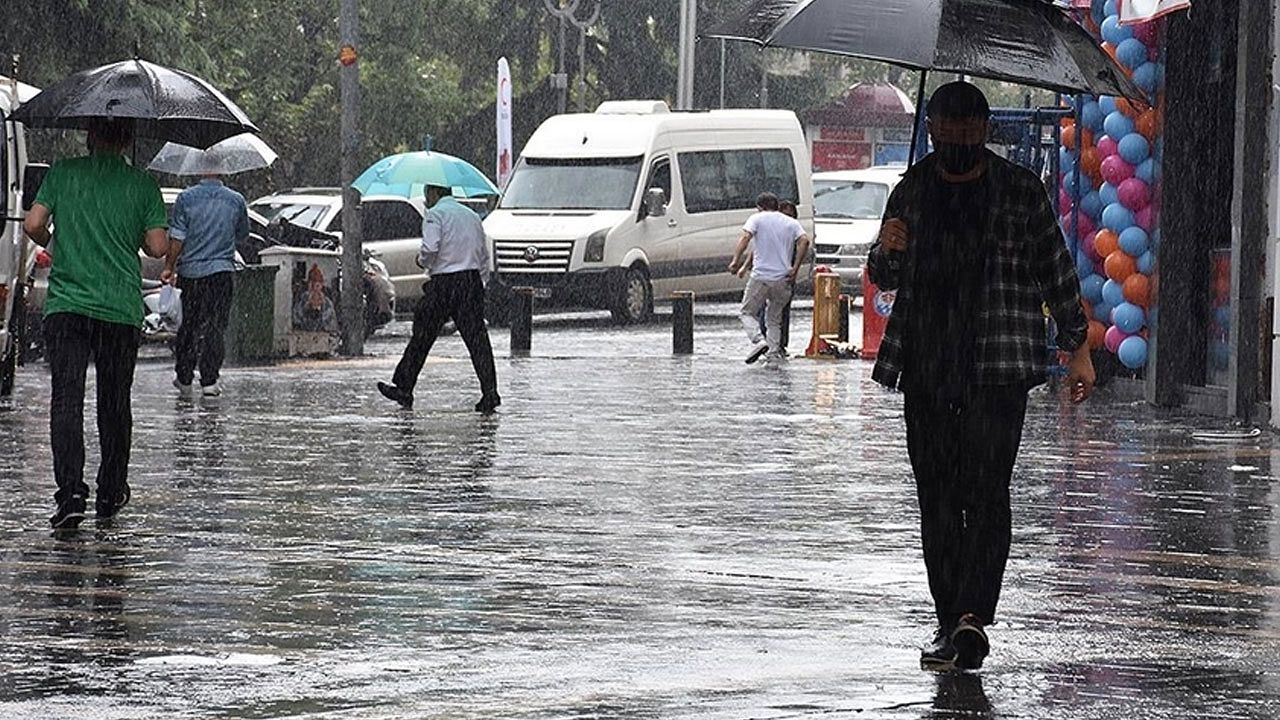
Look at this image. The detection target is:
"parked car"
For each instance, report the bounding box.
[811,166,905,294]
[482,100,815,325]
[250,188,432,305]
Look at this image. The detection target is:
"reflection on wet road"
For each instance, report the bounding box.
[1,307,1278,718]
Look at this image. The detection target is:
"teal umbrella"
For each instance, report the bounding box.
[353,148,499,199]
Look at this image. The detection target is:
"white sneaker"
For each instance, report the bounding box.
[745,342,770,364]
[173,379,193,397]
[766,350,789,363]
[201,383,223,397]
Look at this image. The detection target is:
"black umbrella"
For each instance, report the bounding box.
[704,0,1145,101]
[11,59,257,149]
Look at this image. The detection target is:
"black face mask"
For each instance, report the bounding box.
[935,143,985,174]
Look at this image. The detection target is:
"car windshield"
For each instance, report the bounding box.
[500,156,643,210]
[251,201,332,229]
[813,180,890,220]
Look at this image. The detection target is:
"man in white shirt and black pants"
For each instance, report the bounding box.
[378,184,501,413]
[729,192,810,364]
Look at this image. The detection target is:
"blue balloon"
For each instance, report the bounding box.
[1082,274,1106,304]
[1118,336,1148,369]
[1099,182,1120,208]
[1078,255,1099,283]
[1119,227,1149,256]
[1101,15,1132,44]
[1134,62,1161,93]
[1092,0,1108,25]
[1137,250,1155,275]
[1060,150,1078,175]
[1104,111,1136,140]
[1104,0,1118,15]
[1103,203,1136,232]
[1080,190,1104,220]
[1136,158,1157,184]
[1149,229,1161,249]
[1097,96,1118,117]
[1102,278,1126,306]
[1094,301,1115,324]
[1117,38,1148,70]
[1214,306,1232,330]
[1113,302,1146,333]
[1080,100,1105,133]
[1063,171,1086,198]
[1118,134,1150,164]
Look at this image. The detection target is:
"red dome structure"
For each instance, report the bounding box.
[804,82,917,171]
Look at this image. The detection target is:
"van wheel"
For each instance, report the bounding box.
[610,266,652,325]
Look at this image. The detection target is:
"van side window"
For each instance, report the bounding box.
[646,158,671,203]
[678,149,798,214]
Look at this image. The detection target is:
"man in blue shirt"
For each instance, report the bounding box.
[162,174,249,398]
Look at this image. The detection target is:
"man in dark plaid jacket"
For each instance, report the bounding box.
[866,82,1095,672]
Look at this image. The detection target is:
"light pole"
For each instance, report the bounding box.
[338,0,364,354]
[543,0,599,114]
[676,0,697,109]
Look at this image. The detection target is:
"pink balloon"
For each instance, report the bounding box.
[1136,206,1156,232]
[1105,325,1130,354]
[1133,22,1159,46]
[1059,187,1072,210]
[1075,214,1096,241]
[1097,135,1119,159]
[1148,45,1161,62]
[1083,230,1101,262]
[1101,155,1135,185]
[1118,178,1151,211]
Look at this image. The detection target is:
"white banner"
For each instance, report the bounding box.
[1119,0,1190,26]
[496,57,513,189]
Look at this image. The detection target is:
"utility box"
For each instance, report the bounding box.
[257,246,341,357]
[225,264,279,361]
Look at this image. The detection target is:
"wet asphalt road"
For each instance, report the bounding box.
[1,303,1279,719]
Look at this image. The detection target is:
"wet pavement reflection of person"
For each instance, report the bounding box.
[925,671,991,718]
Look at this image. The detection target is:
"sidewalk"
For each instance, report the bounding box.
[0,305,1277,718]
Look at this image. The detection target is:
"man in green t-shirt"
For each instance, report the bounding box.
[23,118,170,529]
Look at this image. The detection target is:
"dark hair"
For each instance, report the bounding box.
[87,118,134,149]
[425,184,451,199]
[779,200,797,218]
[927,81,990,121]
[756,192,780,212]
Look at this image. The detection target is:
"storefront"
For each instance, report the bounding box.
[803,82,916,172]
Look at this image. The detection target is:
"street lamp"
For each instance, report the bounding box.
[543,0,600,113]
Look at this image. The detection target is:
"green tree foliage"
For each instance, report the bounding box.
[1,0,1051,192]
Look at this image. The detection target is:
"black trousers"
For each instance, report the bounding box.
[392,270,497,397]
[903,385,1029,632]
[45,313,140,508]
[174,272,234,386]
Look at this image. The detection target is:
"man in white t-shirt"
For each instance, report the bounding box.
[728,192,810,363]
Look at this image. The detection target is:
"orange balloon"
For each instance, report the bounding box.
[1061,117,1076,129]
[1080,146,1102,180]
[1102,42,1119,62]
[1094,229,1120,258]
[1136,109,1160,140]
[1062,125,1077,149]
[1082,298,1093,319]
[1123,273,1151,307]
[1115,97,1139,118]
[1087,320,1106,350]
[1081,129,1095,149]
[1105,251,1137,282]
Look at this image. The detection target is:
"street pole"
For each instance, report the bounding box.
[719,39,726,109]
[338,0,364,354]
[677,0,697,109]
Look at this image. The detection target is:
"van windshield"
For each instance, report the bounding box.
[501,157,643,210]
[814,181,890,220]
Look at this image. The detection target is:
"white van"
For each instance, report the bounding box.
[1,76,39,397]
[483,100,814,324]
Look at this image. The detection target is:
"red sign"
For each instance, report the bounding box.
[813,140,872,172]
[819,126,867,142]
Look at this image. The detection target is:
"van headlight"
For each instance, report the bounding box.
[584,230,607,262]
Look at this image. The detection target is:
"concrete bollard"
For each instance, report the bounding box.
[511,287,534,356]
[672,291,695,355]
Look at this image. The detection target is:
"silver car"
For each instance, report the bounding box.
[811,166,904,294]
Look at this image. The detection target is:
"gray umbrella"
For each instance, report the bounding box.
[148,133,277,176]
[704,0,1145,101]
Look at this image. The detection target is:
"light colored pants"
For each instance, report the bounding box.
[740,277,793,352]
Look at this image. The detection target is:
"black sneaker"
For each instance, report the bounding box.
[50,495,87,530]
[475,393,502,414]
[745,342,770,364]
[96,487,131,520]
[377,381,413,409]
[921,628,958,671]
[952,613,990,670]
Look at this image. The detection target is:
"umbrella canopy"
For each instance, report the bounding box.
[704,0,1146,102]
[11,59,257,148]
[353,151,499,200]
[148,133,277,176]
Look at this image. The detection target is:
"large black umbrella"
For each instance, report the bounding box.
[11,59,257,148]
[704,0,1145,101]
